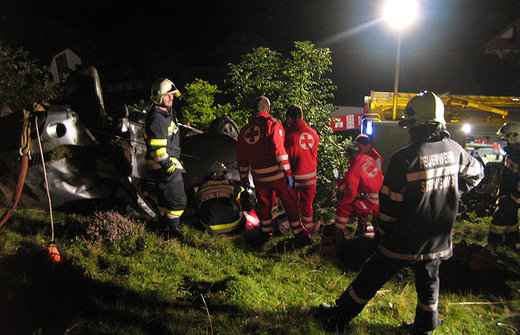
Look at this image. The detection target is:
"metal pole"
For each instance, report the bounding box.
[392,31,402,120]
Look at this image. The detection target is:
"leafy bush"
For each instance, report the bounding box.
[0,41,61,111]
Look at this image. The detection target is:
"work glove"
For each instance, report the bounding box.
[166,164,176,174]
[165,157,183,174]
[287,176,295,189]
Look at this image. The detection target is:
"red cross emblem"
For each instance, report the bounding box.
[362,161,379,178]
[299,133,315,150]
[244,126,260,144]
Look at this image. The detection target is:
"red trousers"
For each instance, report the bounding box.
[255,178,303,235]
[335,196,379,231]
[296,183,316,232]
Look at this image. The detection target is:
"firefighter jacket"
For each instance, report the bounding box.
[197,178,247,233]
[237,112,292,185]
[144,105,184,175]
[284,119,320,188]
[377,137,484,261]
[338,153,384,206]
[498,145,520,202]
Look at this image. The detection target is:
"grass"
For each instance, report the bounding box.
[0,208,518,334]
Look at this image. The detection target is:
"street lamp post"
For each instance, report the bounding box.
[383,0,418,120]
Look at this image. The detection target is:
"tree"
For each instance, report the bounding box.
[0,42,60,112]
[180,78,232,130]
[226,41,350,213]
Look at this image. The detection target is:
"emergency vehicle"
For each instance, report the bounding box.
[362,91,520,216]
[362,91,520,172]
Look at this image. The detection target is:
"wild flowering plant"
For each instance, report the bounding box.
[86,211,145,243]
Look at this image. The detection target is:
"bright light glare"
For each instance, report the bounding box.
[462,124,472,134]
[383,0,418,30]
[366,120,373,135]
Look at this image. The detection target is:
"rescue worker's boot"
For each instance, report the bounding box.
[317,303,351,333]
[164,217,184,241]
[291,230,313,249]
[354,216,373,238]
[400,322,433,335]
[319,223,339,257]
[317,288,366,332]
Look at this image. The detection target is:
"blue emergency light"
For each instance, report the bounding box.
[365,120,373,135]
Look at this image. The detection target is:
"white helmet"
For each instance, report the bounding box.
[209,161,227,178]
[150,78,181,104]
[400,91,445,128]
[497,122,520,144]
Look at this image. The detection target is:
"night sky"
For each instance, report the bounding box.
[1,0,520,104]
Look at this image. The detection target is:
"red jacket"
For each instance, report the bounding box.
[338,153,384,204]
[367,146,383,169]
[284,120,320,187]
[237,112,292,185]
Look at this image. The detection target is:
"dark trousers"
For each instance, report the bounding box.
[151,169,187,236]
[155,169,187,215]
[489,196,520,247]
[337,250,442,331]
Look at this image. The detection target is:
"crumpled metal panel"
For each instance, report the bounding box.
[30,109,99,154]
[45,157,105,206]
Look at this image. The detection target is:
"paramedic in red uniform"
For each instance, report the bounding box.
[318,91,484,334]
[237,96,312,245]
[284,104,320,234]
[334,143,384,237]
[355,134,383,170]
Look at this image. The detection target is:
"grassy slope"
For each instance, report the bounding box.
[0,209,518,335]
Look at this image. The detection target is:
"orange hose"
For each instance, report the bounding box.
[0,154,29,227]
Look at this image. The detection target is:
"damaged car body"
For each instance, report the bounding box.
[0,66,240,218]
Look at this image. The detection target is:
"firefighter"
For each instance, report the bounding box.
[317,91,484,334]
[196,161,250,234]
[144,78,187,240]
[237,96,312,246]
[284,104,320,234]
[334,143,383,237]
[488,122,520,249]
[354,133,383,169]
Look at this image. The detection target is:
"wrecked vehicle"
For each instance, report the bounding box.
[0,66,240,219]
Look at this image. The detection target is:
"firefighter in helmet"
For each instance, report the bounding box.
[488,122,520,249]
[318,91,484,334]
[144,78,186,240]
[196,161,250,234]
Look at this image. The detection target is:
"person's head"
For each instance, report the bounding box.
[254,96,270,114]
[354,134,371,154]
[150,78,181,107]
[497,122,520,146]
[345,141,360,159]
[399,91,447,142]
[286,104,303,123]
[208,161,227,179]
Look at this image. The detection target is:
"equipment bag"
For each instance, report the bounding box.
[452,241,497,271]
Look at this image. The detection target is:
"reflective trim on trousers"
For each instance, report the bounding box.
[348,286,369,305]
[252,165,279,174]
[253,172,285,183]
[294,171,317,180]
[418,299,438,312]
[295,180,316,187]
[202,213,242,233]
[378,245,452,261]
[261,219,274,232]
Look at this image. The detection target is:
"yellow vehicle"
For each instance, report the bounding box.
[362,91,520,216]
[362,91,520,171]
